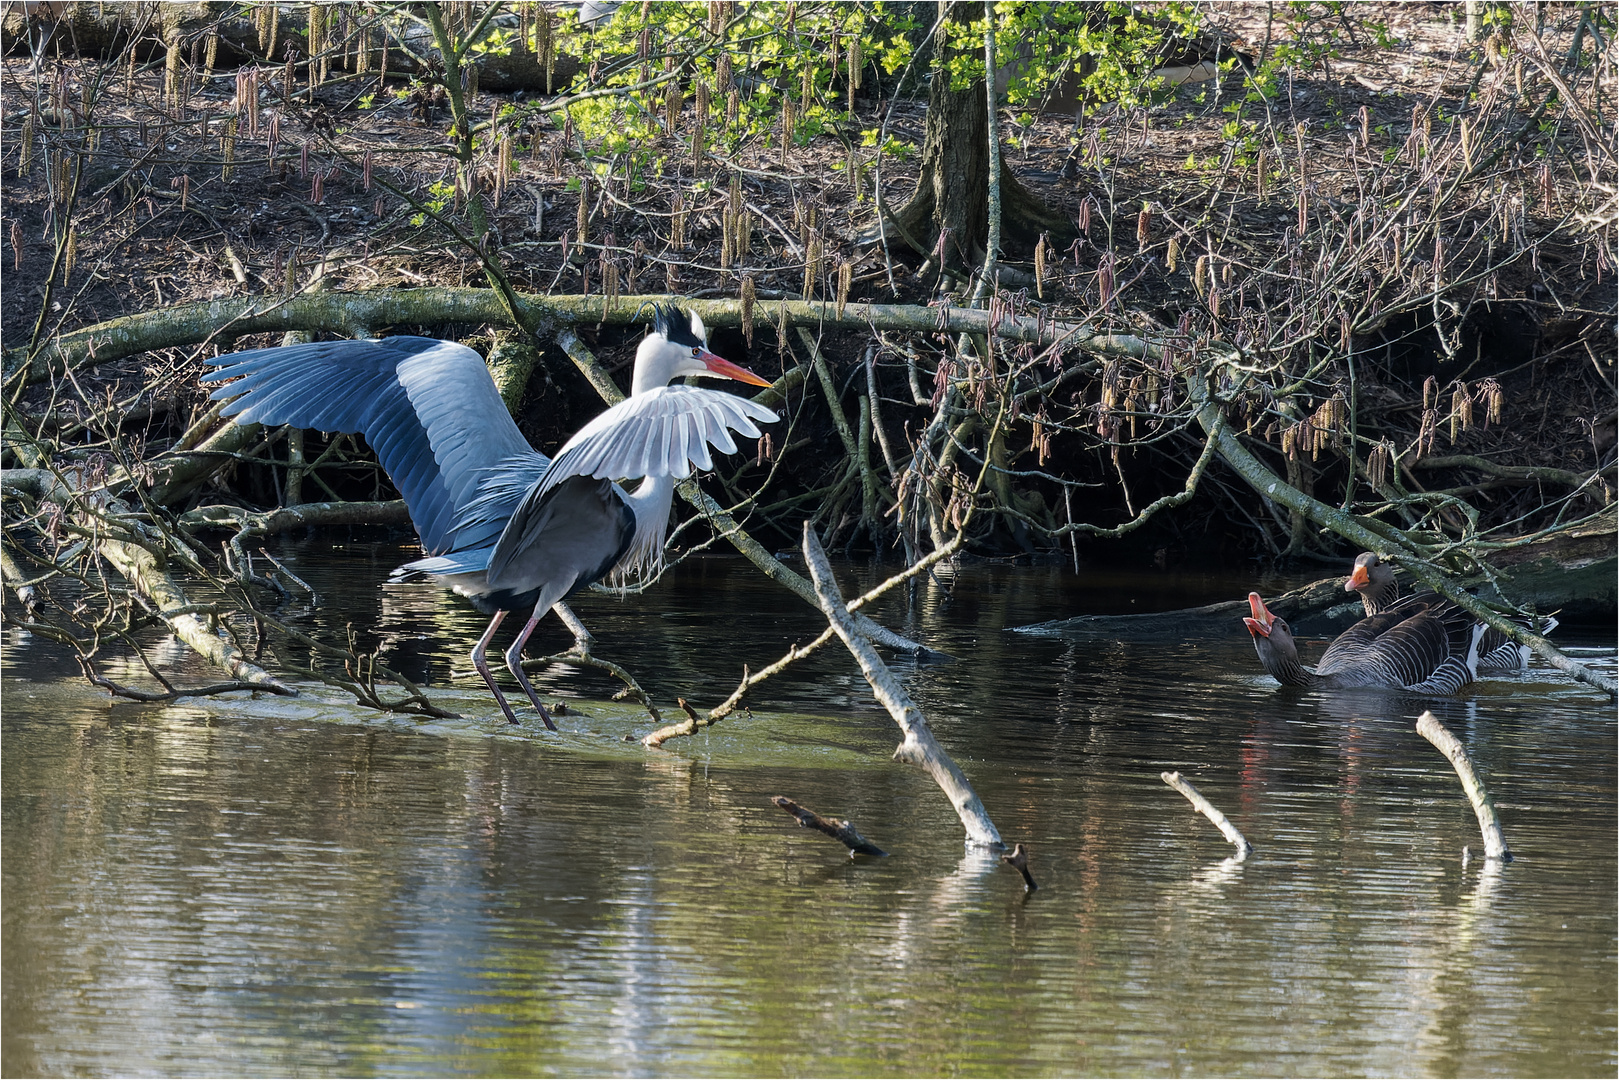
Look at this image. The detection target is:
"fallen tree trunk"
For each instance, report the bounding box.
[4,287,1120,385]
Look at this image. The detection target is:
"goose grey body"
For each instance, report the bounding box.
[203,305,776,725]
[1344,552,1553,674]
[1244,592,1485,694]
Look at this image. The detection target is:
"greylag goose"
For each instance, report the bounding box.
[1244,592,1485,693]
[1344,552,1553,673]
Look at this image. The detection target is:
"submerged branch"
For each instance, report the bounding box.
[1161,771,1253,859]
[772,795,889,857]
[1416,711,1511,862]
[3,467,294,696]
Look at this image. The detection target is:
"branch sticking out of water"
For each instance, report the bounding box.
[801,522,1003,849]
[1415,711,1512,862]
[772,796,888,857]
[1001,843,1038,891]
[1161,771,1253,860]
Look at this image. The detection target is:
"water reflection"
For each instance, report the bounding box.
[3,546,1614,1077]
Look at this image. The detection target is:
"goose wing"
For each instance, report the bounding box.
[1318,596,1477,691]
[204,336,546,555]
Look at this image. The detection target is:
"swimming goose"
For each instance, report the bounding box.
[1244,591,1484,694]
[1344,552,1552,673]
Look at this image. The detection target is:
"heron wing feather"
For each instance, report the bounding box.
[205,337,540,555]
[537,386,776,493]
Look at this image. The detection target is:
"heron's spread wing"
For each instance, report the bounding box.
[537,385,776,494]
[203,336,544,555]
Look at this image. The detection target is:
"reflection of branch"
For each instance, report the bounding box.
[772,796,888,857]
[76,653,265,703]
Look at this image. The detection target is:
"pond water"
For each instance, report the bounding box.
[4,539,1615,1077]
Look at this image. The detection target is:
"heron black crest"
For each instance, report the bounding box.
[650,302,706,349]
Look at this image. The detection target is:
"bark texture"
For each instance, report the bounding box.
[888,0,1074,265]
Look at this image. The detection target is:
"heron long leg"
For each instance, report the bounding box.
[504,606,559,731]
[471,610,523,725]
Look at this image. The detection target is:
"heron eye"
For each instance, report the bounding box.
[691,347,701,357]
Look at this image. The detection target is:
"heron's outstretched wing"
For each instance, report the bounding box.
[537,385,777,492]
[203,336,545,555]
[486,386,775,588]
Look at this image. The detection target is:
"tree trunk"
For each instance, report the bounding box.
[888,1,1073,268]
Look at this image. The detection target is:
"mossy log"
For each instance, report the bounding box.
[4,287,1130,385]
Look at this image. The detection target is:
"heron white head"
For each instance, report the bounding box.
[631,303,772,395]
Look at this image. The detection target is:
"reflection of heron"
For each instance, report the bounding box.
[204,305,776,725]
[1244,592,1484,693]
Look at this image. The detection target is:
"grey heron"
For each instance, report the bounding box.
[202,304,777,726]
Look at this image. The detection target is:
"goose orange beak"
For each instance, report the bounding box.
[702,350,772,387]
[1244,592,1274,637]
[1344,564,1370,591]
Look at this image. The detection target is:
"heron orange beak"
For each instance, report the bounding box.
[1244,592,1274,638]
[1344,564,1370,592]
[701,350,773,387]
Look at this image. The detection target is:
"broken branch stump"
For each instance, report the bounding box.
[1416,711,1512,862]
[1001,842,1038,891]
[1161,771,1253,859]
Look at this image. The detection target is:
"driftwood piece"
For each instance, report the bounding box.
[1161,771,1253,859]
[801,522,1003,849]
[771,796,888,857]
[1015,572,1366,639]
[1415,711,1512,862]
